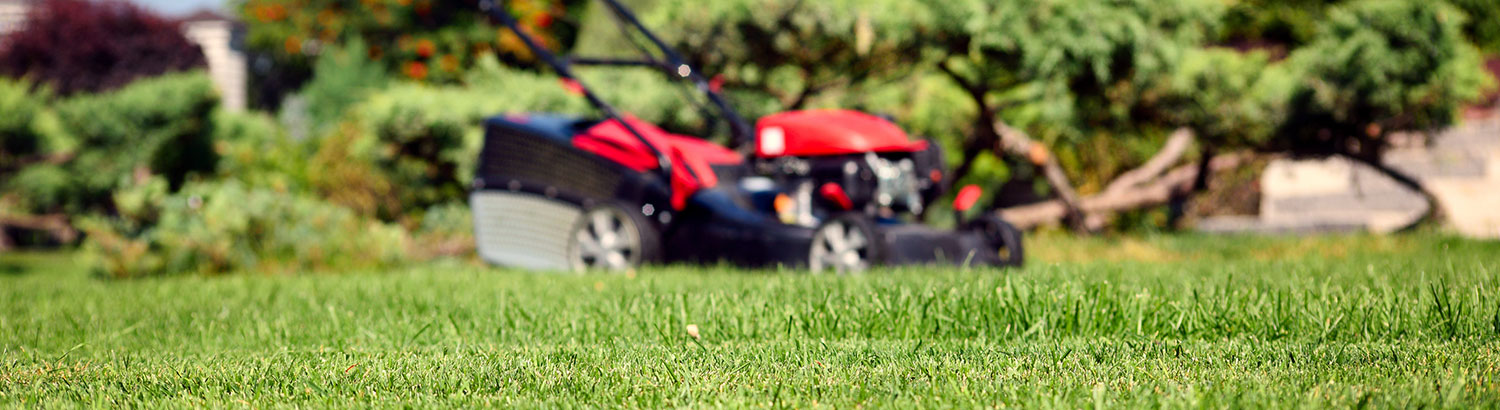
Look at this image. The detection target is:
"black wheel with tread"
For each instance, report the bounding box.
[967,215,1024,268]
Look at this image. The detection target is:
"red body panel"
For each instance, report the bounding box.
[755,109,927,158]
[664,133,745,166]
[573,115,743,210]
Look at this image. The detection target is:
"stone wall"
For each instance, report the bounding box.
[1386,113,1500,238]
[0,0,30,38]
[1204,112,1500,238]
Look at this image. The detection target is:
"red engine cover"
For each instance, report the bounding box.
[755,109,927,158]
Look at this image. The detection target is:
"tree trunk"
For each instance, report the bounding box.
[1168,142,1216,229]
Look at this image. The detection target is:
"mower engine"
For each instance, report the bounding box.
[747,110,947,226]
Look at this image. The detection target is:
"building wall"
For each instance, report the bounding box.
[182,19,247,112]
[0,1,30,38]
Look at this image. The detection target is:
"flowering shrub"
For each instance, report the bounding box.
[239,0,585,83]
[0,0,205,95]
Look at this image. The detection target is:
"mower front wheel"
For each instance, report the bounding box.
[567,202,661,273]
[809,213,882,274]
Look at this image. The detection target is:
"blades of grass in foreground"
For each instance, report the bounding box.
[1,234,1497,407]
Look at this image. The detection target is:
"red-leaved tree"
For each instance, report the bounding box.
[0,0,206,95]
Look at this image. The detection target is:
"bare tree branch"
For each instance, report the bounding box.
[0,213,79,244]
[1103,128,1195,196]
[991,121,1089,230]
[937,60,1089,231]
[1,152,75,173]
[936,62,981,100]
[999,151,1251,229]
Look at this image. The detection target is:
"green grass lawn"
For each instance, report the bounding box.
[2,234,1499,407]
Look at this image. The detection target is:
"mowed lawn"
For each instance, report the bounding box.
[2,234,1499,407]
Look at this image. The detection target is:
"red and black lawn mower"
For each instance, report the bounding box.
[470,0,1023,273]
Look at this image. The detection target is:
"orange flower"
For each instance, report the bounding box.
[252,4,287,23]
[440,55,460,72]
[415,39,435,58]
[532,13,553,29]
[497,30,533,61]
[284,36,302,55]
[316,9,339,27]
[405,61,428,80]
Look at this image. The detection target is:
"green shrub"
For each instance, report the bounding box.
[409,201,475,260]
[1,78,70,215]
[1227,0,1500,55]
[296,38,390,134]
[1449,0,1500,54]
[213,109,314,194]
[58,72,221,189]
[0,78,51,171]
[82,179,411,278]
[10,72,222,216]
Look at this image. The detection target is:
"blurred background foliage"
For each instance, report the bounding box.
[0,0,1494,276]
[237,0,586,108]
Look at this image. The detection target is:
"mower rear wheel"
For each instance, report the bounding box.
[567,203,660,273]
[809,213,882,274]
[968,216,1024,267]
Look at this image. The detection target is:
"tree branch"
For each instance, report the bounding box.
[1103,128,1195,196]
[991,121,1089,231]
[1,152,75,173]
[0,213,78,244]
[999,151,1251,229]
[784,77,828,110]
[937,60,1089,230]
[936,61,984,104]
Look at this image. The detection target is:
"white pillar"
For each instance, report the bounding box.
[182,19,247,112]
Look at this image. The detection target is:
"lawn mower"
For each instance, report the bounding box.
[470,0,1024,273]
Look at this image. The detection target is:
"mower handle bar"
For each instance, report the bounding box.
[593,0,755,148]
[478,0,683,183]
[567,57,672,70]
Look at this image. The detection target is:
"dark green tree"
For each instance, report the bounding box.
[1272,0,1491,212]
